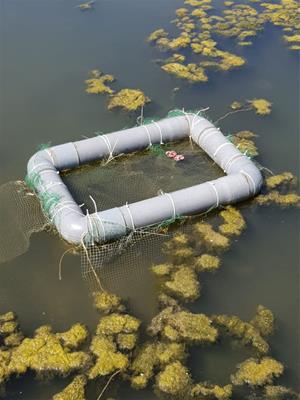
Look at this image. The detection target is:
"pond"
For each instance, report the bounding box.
[0,0,299,399]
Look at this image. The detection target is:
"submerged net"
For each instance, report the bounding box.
[0,181,48,264]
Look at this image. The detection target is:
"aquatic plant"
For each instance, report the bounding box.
[77,1,94,10]
[216,51,246,71]
[3,332,24,347]
[264,385,300,399]
[151,263,173,277]
[147,28,168,42]
[8,325,90,378]
[249,99,272,115]
[212,314,270,354]
[164,265,200,302]
[149,307,218,344]
[194,222,230,250]
[231,357,284,387]
[85,70,115,95]
[161,63,208,82]
[108,89,150,111]
[255,191,300,206]
[250,305,274,337]
[265,172,297,190]
[155,361,191,395]
[129,341,187,389]
[88,334,128,378]
[194,254,221,272]
[53,375,87,400]
[191,382,233,399]
[0,312,18,336]
[56,323,88,349]
[93,291,124,314]
[96,313,140,336]
[230,101,243,110]
[219,206,246,236]
[116,333,137,351]
[163,233,195,262]
[231,135,258,158]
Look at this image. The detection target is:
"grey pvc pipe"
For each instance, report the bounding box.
[27,114,263,245]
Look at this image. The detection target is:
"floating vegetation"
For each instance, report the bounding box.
[164,265,200,302]
[93,291,124,314]
[53,375,87,400]
[230,101,243,110]
[194,254,221,272]
[161,63,208,82]
[108,89,150,111]
[249,99,272,115]
[219,206,246,236]
[231,357,284,387]
[76,1,94,11]
[194,222,230,250]
[85,69,115,95]
[155,361,191,396]
[264,385,300,399]
[265,172,297,190]
[149,307,218,343]
[191,382,233,399]
[256,191,300,207]
[212,312,270,354]
[163,233,195,262]
[151,263,173,277]
[250,305,275,337]
[56,323,88,349]
[96,313,140,336]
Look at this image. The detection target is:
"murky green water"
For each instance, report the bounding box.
[0,0,299,399]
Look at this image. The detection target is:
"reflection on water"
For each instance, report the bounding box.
[0,0,299,399]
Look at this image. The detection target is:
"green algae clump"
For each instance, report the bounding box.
[219,206,246,236]
[161,63,208,82]
[212,314,269,354]
[164,266,200,302]
[195,254,221,272]
[194,223,230,250]
[8,325,90,377]
[151,263,173,277]
[96,313,140,336]
[265,172,297,190]
[56,323,88,349]
[93,291,124,314]
[53,375,87,400]
[250,305,275,337]
[231,357,284,387]
[156,361,191,395]
[85,69,115,94]
[230,101,243,110]
[256,191,300,207]
[116,333,137,351]
[249,98,272,115]
[88,334,128,378]
[147,28,168,42]
[191,382,233,399]
[108,89,150,111]
[264,385,300,399]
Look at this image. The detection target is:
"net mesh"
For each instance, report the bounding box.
[0,181,48,264]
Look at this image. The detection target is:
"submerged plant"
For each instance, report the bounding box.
[256,191,300,206]
[231,357,284,387]
[264,385,300,399]
[161,63,208,82]
[250,305,274,337]
[194,222,230,250]
[191,382,233,399]
[155,361,191,395]
[194,254,221,272]
[93,291,124,314]
[249,99,272,115]
[164,265,200,302]
[219,206,246,236]
[56,323,88,349]
[53,375,87,400]
[96,313,140,336]
[212,313,270,354]
[77,1,94,10]
[108,89,150,111]
[265,172,297,190]
[85,69,115,95]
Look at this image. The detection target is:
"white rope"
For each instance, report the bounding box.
[89,195,106,242]
[194,126,215,146]
[213,142,234,158]
[29,162,51,173]
[223,153,244,173]
[125,202,136,231]
[45,149,56,166]
[208,182,220,208]
[142,124,152,147]
[41,181,64,191]
[241,170,256,195]
[165,193,176,219]
[98,134,112,155]
[153,121,164,144]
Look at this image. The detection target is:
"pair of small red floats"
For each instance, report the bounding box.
[165,150,185,161]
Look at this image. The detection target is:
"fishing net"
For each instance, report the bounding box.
[0,181,48,264]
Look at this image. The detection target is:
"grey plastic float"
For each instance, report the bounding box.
[27,114,263,245]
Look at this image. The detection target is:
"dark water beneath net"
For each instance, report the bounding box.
[0,0,299,399]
